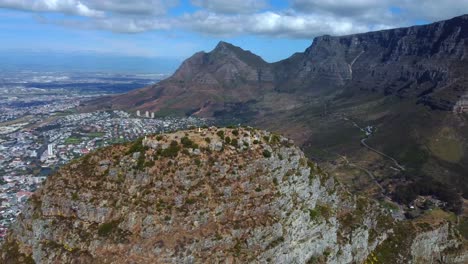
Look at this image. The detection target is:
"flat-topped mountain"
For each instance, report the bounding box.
[2,128,467,263]
[274,14,468,97]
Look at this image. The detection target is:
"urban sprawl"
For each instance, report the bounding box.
[0,95,207,240]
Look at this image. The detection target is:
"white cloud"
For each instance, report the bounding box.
[83,0,177,15]
[292,0,391,16]
[191,0,267,14]
[1,0,468,38]
[37,15,172,33]
[292,0,468,22]
[182,11,391,38]
[398,0,468,21]
[0,0,103,17]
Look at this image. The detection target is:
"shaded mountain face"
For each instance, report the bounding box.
[88,15,468,203]
[273,14,468,99]
[2,128,466,263]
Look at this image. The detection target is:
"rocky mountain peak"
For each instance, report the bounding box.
[213,40,236,53]
[2,127,466,263]
[210,41,268,67]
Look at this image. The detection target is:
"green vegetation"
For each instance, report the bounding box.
[217,130,225,139]
[271,134,281,145]
[458,217,468,240]
[309,209,320,221]
[160,141,181,158]
[231,138,238,147]
[186,198,196,205]
[379,200,400,212]
[232,130,239,136]
[126,137,146,154]
[136,153,146,170]
[262,149,272,158]
[86,132,105,138]
[428,127,464,163]
[98,221,120,236]
[117,172,125,183]
[398,145,429,170]
[181,136,199,149]
[1,239,35,264]
[267,236,285,250]
[368,222,415,263]
[71,192,79,201]
[309,204,332,222]
[107,138,126,144]
[65,137,82,144]
[204,137,211,143]
[393,178,463,214]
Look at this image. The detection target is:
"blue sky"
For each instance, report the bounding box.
[0,0,467,73]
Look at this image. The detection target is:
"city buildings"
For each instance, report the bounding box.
[0,108,207,241]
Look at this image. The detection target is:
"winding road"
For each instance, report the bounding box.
[360,138,406,171]
[345,116,406,171]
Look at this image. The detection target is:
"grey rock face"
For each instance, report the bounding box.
[1,128,466,263]
[274,15,468,102]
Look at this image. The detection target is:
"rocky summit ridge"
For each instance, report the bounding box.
[1,128,467,263]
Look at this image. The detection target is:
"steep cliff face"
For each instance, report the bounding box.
[1,128,466,263]
[274,14,468,99]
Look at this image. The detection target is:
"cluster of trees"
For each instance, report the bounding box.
[393,177,463,214]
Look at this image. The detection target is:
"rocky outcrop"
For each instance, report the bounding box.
[1,128,466,263]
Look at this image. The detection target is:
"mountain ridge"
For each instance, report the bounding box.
[2,128,467,263]
[91,14,468,115]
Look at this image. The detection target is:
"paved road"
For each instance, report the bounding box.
[344,116,405,171]
[361,138,406,171]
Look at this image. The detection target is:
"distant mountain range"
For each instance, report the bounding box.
[89,15,468,208]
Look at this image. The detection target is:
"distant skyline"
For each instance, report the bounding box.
[1,1,467,72]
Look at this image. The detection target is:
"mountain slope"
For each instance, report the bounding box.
[103,41,275,117]
[2,128,467,263]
